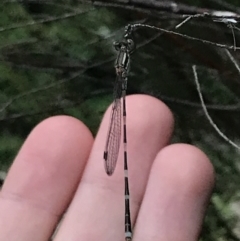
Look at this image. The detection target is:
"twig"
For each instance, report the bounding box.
[225,49,240,74]
[0,56,115,113]
[192,65,240,150]
[158,94,240,111]
[175,16,193,29]
[81,0,240,20]
[0,8,94,33]
[132,23,239,50]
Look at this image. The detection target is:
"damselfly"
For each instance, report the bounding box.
[103,25,135,241]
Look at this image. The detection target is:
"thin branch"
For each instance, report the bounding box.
[131,23,239,50]
[0,8,94,33]
[0,56,115,113]
[0,72,82,113]
[0,88,111,122]
[175,16,192,29]
[225,49,240,74]
[134,18,183,50]
[158,94,240,111]
[78,0,209,15]
[192,65,240,150]
[230,25,236,51]
[81,0,240,20]
[0,38,38,50]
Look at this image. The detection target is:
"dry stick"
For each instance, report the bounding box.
[83,0,240,19]
[157,94,240,111]
[131,23,239,50]
[233,25,240,32]
[192,65,240,150]
[212,17,238,51]
[0,8,94,33]
[175,16,193,29]
[230,24,236,51]
[225,49,240,73]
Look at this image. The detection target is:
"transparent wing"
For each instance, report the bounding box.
[103,77,122,175]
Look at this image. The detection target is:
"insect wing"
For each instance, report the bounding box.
[103,96,122,176]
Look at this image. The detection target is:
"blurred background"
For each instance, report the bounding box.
[1,0,240,240]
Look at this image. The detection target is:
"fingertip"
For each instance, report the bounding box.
[134,144,214,241]
[0,115,94,240]
[102,94,174,132]
[19,115,93,165]
[2,115,94,213]
[155,143,215,198]
[86,94,174,184]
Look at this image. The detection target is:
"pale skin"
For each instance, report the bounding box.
[0,94,215,241]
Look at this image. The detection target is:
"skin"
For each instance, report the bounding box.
[0,94,215,241]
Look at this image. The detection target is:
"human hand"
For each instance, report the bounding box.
[0,95,214,241]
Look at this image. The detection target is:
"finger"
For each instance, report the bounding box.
[134,144,215,241]
[55,94,174,241]
[0,116,93,241]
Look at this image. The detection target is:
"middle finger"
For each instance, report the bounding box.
[55,94,174,241]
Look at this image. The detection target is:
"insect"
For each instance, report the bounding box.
[103,24,135,241]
